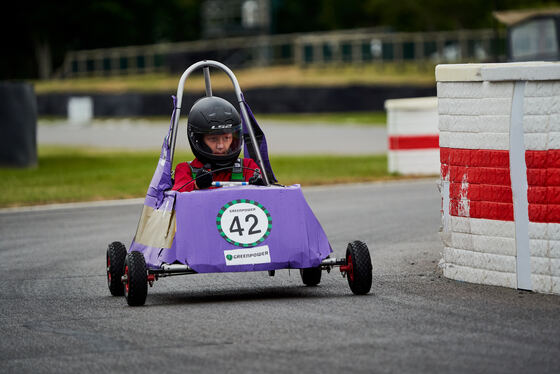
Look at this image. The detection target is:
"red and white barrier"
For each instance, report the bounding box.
[438,62,560,294]
[385,97,439,175]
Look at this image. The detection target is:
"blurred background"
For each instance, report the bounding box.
[5,0,558,81]
[4,0,560,114]
[1,0,559,206]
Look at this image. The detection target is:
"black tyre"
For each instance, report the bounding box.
[106,241,127,296]
[300,266,322,286]
[345,241,372,295]
[124,251,148,306]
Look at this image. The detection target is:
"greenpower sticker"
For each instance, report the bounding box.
[216,199,272,247]
[224,245,271,266]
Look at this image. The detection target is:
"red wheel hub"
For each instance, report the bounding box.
[340,255,354,282]
[124,265,129,295]
[107,257,111,282]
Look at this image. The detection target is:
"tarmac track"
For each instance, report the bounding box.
[0,180,559,373]
[38,119,388,154]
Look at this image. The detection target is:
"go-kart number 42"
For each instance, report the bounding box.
[216,200,272,247]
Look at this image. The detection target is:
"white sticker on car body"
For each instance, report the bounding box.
[224,245,271,266]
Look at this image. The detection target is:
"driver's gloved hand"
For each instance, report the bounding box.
[249,171,266,186]
[195,169,213,189]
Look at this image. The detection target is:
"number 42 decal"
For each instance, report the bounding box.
[229,214,262,236]
[217,200,272,247]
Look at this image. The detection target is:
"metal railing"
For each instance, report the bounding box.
[57,28,505,78]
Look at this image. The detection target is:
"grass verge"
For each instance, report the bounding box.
[256,111,386,126]
[33,63,436,94]
[0,147,397,208]
[38,111,387,127]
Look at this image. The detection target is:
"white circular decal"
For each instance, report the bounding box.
[216,200,272,247]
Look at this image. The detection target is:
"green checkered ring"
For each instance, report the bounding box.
[216,199,272,247]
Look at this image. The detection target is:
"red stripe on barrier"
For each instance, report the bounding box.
[449,200,514,221]
[470,201,515,221]
[440,147,450,163]
[450,183,512,203]
[389,135,439,150]
[441,148,510,167]
[528,204,560,223]
[525,167,560,186]
[526,150,560,221]
[547,171,560,186]
[442,147,513,221]
[526,150,560,168]
[448,166,511,185]
[441,164,449,179]
[527,186,560,204]
[527,169,547,186]
[442,147,560,223]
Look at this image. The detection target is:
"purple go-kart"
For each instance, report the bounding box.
[105,61,373,306]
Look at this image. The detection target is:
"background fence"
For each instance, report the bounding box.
[58,28,506,77]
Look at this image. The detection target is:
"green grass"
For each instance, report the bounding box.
[257,111,386,126]
[270,154,392,184]
[38,111,387,127]
[33,63,435,94]
[0,147,395,208]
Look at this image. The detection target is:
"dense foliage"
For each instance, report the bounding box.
[2,0,557,79]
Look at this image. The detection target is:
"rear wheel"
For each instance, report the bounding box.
[300,266,322,286]
[106,241,127,296]
[124,251,148,306]
[345,241,372,295]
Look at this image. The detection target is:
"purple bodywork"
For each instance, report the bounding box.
[129,97,332,272]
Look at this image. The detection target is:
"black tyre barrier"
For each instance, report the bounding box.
[0,82,37,167]
[36,85,436,117]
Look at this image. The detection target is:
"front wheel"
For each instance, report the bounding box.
[344,241,372,295]
[106,241,127,296]
[124,251,148,306]
[300,266,322,286]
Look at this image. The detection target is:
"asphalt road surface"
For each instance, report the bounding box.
[38,119,388,154]
[1,180,559,373]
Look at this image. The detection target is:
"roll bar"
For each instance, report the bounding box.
[168,60,270,186]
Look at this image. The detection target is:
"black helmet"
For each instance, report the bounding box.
[187,96,243,168]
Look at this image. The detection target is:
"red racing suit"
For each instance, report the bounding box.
[172,158,260,192]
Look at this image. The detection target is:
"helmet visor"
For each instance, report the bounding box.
[189,125,243,161]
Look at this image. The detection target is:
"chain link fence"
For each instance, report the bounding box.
[58,28,506,78]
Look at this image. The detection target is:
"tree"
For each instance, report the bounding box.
[3,0,558,79]
[2,0,202,80]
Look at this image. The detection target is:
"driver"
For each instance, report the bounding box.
[172,96,265,192]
